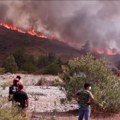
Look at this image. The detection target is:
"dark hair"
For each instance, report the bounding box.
[84,83,91,89]
[18,84,23,90]
[16,75,21,80]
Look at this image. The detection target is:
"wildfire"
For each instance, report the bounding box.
[0,22,119,56]
[0,22,57,39]
[93,48,118,56]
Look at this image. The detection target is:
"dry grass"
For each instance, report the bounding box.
[30,112,120,120]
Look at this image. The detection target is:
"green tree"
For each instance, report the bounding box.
[14,50,37,72]
[25,55,35,64]
[4,55,18,73]
[21,62,37,73]
[62,54,120,113]
[37,55,49,68]
[48,53,57,63]
[37,53,62,74]
[13,50,26,70]
[44,63,62,75]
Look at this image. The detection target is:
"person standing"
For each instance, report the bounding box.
[76,83,94,120]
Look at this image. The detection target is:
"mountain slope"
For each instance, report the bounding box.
[0,26,81,64]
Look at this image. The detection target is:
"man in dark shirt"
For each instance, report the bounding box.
[8,79,18,103]
[13,84,28,109]
[76,83,94,120]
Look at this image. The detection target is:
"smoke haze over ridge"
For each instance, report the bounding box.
[0,1,120,51]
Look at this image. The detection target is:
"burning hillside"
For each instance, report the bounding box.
[80,41,119,56]
[0,22,119,57]
[0,21,120,72]
[0,22,57,39]
[0,24,81,65]
[92,48,118,56]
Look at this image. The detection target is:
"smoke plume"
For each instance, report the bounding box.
[0,1,120,51]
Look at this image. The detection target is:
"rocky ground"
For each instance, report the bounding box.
[0,73,120,120]
[0,73,78,113]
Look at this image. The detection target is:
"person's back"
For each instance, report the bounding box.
[13,84,28,109]
[77,90,91,107]
[76,83,94,120]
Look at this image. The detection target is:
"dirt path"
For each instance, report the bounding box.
[91,112,120,120]
[30,111,120,120]
[31,115,120,120]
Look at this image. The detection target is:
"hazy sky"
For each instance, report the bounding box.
[0,1,120,51]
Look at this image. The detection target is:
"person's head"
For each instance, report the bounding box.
[84,83,91,90]
[16,75,21,81]
[18,84,23,90]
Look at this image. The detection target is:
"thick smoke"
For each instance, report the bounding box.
[0,1,120,51]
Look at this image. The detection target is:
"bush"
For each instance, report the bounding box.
[13,50,26,70]
[0,67,6,74]
[52,79,61,86]
[4,55,18,73]
[44,63,62,75]
[1,81,11,90]
[0,107,27,120]
[37,54,62,75]
[13,50,37,71]
[21,62,37,73]
[37,55,49,68]
[35,78,46,86]
[12,50,63,74]
[62,55,120,113]
[37,53,58,69]
[0,97,27,120]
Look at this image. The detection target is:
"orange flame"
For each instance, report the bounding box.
[93,48,118,56]
[0,22,57,39]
